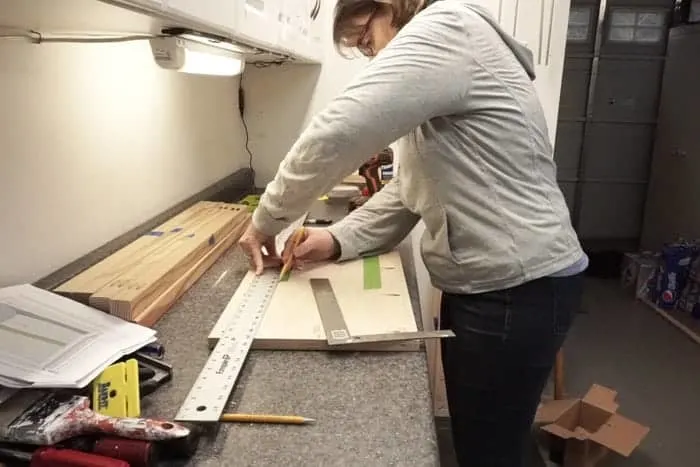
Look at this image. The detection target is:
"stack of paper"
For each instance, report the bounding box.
[0,284,156,388]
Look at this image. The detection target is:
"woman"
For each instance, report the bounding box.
[239,0,587,465]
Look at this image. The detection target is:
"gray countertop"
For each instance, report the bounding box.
[142,217,439,466]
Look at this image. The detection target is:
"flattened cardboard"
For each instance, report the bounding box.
[589,414,650,457]
[539,384,650,466]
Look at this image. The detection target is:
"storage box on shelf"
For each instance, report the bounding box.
[637,240,700,346]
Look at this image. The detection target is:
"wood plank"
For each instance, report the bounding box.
[134,214,251,327]
[208,250,419,351]
[53,201,215,302]
[103,204,246,320]
[87,203,225,316]
[641,297,700,346]
[424,287,449,417]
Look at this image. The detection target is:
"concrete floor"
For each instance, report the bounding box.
[437,278,700,466]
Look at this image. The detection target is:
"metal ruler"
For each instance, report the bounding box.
[174,271,279,423]
[309,278,455,346]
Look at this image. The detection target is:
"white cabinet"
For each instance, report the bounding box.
[119,0,324,63]
[465,0,563,67]
[165,0,237,34]
[125,0,162,10]
[234,0,284,52]
[277,0,324,62]
[494,0,572,143]
[524,0,571,143]
[512,0,561,67]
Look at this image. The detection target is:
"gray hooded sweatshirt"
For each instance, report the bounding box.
[252,0,586,294]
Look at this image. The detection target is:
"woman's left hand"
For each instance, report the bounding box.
[238,224,282,274]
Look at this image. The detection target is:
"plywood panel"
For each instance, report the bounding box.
[209,251,419,351]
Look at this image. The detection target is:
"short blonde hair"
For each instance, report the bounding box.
[332,0,426,55]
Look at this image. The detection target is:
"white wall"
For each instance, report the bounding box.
[0,40,245,286]
[243,0,369,186]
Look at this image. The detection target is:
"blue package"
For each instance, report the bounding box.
[651,242,699,310]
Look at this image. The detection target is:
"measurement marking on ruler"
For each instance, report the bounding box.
[175,271,279,423]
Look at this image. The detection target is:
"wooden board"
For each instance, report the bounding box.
[53,201,217,302]
[423,286,449,417]
[87,204,246,320]
[641,297,700,347]
[208,250,420,351]
[134,216,251,326]
[54,201,250,327]
[101,204,246,320]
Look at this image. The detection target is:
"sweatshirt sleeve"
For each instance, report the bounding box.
[252,3,472,236]
[326,178,419,261]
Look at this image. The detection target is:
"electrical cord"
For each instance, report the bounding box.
[238,84,256,188]
[0,27,295,64]
[0,29,160,44]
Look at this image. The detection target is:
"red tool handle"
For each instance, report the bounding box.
[30,447,130,467]
[93,438,154,467]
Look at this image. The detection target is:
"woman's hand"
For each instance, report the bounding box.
[282,228,339,270]
[238,224,282,275]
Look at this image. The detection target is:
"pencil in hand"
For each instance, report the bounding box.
[279,227,305,281]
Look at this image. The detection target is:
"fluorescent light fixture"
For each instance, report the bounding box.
[149,36,245,76]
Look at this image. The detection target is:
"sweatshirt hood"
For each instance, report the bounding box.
[459,3,537,81]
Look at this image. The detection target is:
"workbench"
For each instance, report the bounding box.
[141,201,440,466]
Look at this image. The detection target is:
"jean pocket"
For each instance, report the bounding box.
[442,291,512,339]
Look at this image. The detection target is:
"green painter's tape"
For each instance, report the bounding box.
[363,256,382,290]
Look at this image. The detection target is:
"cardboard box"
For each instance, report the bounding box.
[537,385,650,467]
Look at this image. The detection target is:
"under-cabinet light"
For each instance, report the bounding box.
[149,36,245,77]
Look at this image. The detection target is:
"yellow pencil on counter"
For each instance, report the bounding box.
[220,413,315,425]
[279,227,305,281]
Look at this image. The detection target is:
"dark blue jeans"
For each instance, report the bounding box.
[440,273,583,466]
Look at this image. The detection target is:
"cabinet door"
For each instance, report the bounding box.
[166,0,236,32]
[516,0,571,143]
[278,0,323,62]
[234,0,283,50]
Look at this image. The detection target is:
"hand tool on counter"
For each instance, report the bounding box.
[0,391,190,446]
[175,271,280,423]
[0,436,157,467]
[310,278,455,346]
[0,445,129,467]
[91,437,154,467]
[138,342,165,360]
[72,431,197,464]
[123,352,173,398]
[219,414,315,425]
[349,147,394,211]
[92,359,141,418]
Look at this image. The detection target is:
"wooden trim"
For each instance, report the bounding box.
[34,168,254,291]
[642,297,700,346]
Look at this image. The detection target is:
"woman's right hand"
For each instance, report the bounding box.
[282,228,339,270]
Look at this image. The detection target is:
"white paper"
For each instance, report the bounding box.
[0,284,156,388]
